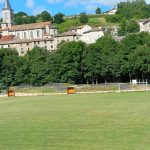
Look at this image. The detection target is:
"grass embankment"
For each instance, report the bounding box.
[9,85,118,93]
[9,86,59,93]
[0,92,150,149]
[55,14,118,33]
[76,85,118,92]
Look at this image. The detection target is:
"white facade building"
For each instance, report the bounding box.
[81,27,104,44]
[70,25,104,44]
[138,19,150,33]
[104,8,117,15]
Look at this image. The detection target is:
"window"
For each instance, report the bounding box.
[44,29,46,34]
[51,45,53,49]
[30,31,33,39]
[54,30,57,35]
[17,33,20,39]
[24,32,27,39]
[27,43,29,46]
[37,31,40,38]
[21,48,24,54]
[44,41,47,44]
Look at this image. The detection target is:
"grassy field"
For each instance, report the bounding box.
[55,15,118,32]
[0,92,150,149]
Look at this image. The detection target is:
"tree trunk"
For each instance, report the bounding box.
[96,78,98,85]
[87,80,89,85]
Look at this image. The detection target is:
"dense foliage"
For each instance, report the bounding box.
[118,19,140,36]
[54,13,64,24]
[96,7,101,14]
[14,11,57,25]
[79,13,89,23]
[0,32,150,87]
[106,0,150,23]
[117,0,150,20]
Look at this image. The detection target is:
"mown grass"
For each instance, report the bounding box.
[0,92,150,149]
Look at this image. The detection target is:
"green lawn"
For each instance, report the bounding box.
[0,92,150,150]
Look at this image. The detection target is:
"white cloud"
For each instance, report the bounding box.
[47,0,63,3]
[25,0,48,15]
[32,6,47,15]
[46,0,150,7]
[0,0,4,4]
[26,0,35,8]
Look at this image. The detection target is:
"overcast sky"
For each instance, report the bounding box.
[0,0,150,15]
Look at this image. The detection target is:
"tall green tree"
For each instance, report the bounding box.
[82,43,101,84]
[0,49,19,87]
[97,36,120,82]
[56,41,86,84]
[126,19,140,33]
[36,11,53,22]
[96,7,101,14]
[79,13,88,23]
[54,13,64,24]
[26,47,52,86]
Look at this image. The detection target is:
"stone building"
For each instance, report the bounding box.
[0,0,104,56]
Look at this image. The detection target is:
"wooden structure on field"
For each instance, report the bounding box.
[7,90,15,97]
[67,87,76,94]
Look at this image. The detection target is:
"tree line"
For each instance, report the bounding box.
[0,32,150,88]
[14,11,65,25]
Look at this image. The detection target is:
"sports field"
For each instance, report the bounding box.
[0,92,150,150]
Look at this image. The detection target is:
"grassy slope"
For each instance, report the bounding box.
[0,92,150,149]
[55,15,118,33]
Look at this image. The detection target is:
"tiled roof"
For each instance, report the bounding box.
[3,0,12,10]
[83,27,103,34]
[0,35,15,42]
[2,21,53,31]
[70,25,86,30]
[55,31,81,37]
[138,19,150,24]
[0,36,53,44]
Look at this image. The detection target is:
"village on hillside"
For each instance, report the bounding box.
[0,0,149,56]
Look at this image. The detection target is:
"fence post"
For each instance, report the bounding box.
[118,83,121,93]
[146,79,148,92]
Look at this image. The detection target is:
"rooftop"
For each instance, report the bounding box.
[1,21,55,31]
[55,31,81,37]
[0,35,53,44]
